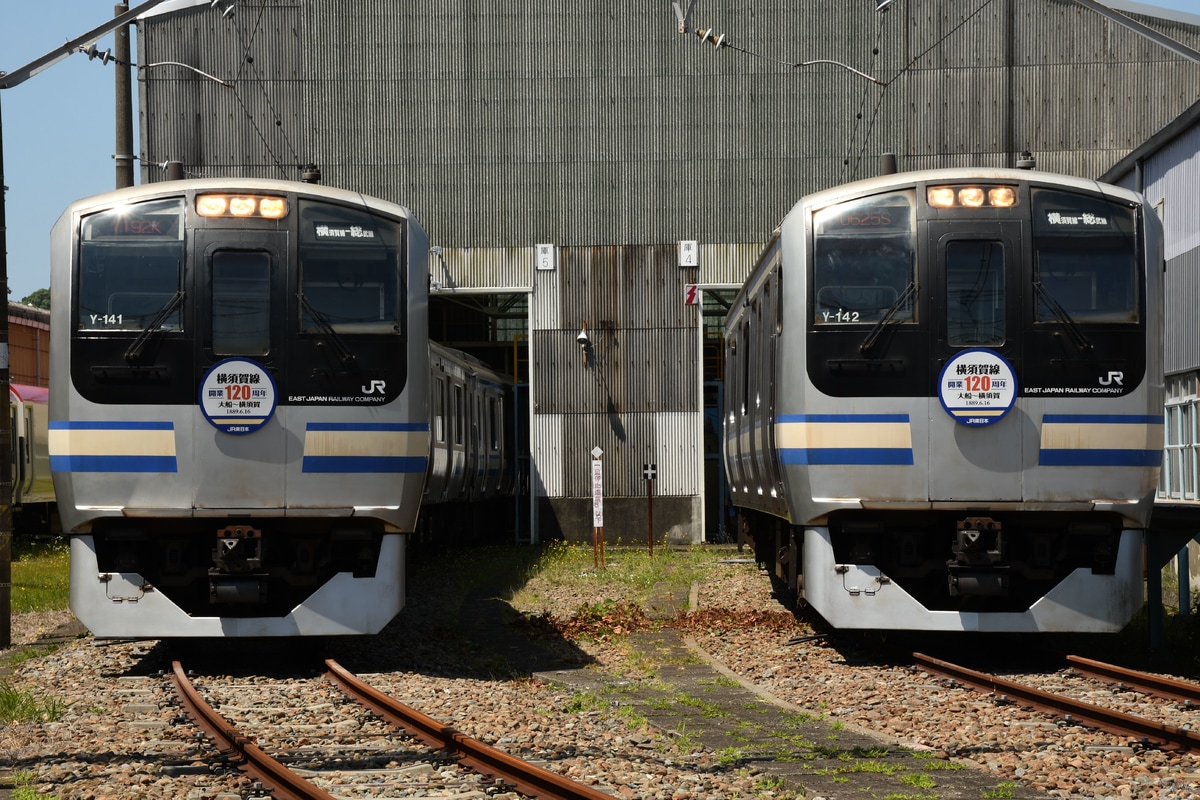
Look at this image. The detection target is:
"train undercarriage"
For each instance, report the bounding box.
[740,508,1143,632]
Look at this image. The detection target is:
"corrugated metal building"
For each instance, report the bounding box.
[1103,97,1200,507]
[135,0,1200,543]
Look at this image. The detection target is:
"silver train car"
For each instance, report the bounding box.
[724,167,1164,633]
[425,342,514,508]
[49,178,431,637]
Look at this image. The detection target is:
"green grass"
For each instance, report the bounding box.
[11,538,70,613]
[0,680,68,723]
[508,540,745,609]
[12,770,38,800]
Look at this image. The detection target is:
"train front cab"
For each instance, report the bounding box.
[50,180,430,637]
[727,170,1164,633]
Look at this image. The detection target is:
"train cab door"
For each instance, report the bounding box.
[926,221,1024,502]
[191,231,289,510]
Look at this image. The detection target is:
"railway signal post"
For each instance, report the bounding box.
[591,447,604,568]
[644,463,657,556]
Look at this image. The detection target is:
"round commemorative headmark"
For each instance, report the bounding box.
[199,358,278,435]
[937,349,1018,427]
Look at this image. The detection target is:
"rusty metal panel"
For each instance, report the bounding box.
[8,304,49,388]
[531,264,562,332]
[532,328,696,415]
[561,416,650,499]
[548,411,701,498]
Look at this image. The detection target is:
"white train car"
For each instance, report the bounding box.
[724,167,1164,633]
[50,178,431,637]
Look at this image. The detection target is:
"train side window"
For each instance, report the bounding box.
[489,396,500,451]
[435,378,446,443]
[1032,189,1139,324]
[212,251,271,356]
[454,384,464,446]
[946,241,1005,347]
[734,319,744,419]
[812,189,916,325]
[77,198,185,332]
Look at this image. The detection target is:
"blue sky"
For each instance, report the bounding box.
[2,0,1199,302]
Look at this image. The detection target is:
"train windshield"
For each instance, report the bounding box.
[77,198,185,331]
[213,251,270,355]
[946,240,1005,346]
[1032,189,1139,324]
[812,190,916,325]
[298,201,403,334]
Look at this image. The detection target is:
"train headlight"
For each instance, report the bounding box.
[258,197,287,218]
[988,186,1016,207]
[926,185,1018,209]
[958,187,986,207]
[196,193,289,219]
[229,196,257,216]
[928,187,956,208]
[196,195,228,216]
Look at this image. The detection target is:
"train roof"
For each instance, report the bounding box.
[430,341,512,387]
[793,167,1145,219]
[10,384,48,404]
[55,177,420,226]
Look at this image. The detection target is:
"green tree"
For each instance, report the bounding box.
[20,289,49,310]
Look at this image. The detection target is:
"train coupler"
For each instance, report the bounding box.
[213,524,263,573]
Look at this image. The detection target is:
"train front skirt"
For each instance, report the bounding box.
[802,528,1144,633]
[68,534,406,638]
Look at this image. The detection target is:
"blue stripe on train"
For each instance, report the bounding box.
[49,455,178,473]
[301,455,429,474]
[1039,449,1163,467]
[780,448,914,466]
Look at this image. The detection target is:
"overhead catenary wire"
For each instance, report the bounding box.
[223,1,301,178]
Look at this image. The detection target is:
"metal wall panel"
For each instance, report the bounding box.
[531,329,697,415]
[1165,249,1200,376]
[1144,128,1200,261]
[430,247,535,292]
[530,413,564,498]
[139,1,304,180]
[138,1,1200,246]
[550,412,700,499]
[655,412,703,497]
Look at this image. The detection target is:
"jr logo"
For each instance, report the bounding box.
[1099,371,1124,386]
[362,379,387,394]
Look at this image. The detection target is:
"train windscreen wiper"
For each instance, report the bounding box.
[859,280,916,357]
[1033,281,1093,352]
[298,292,357,364]
[124,289,185,363]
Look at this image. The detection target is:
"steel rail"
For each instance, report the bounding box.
[169,660,337,800]
[324,658,614,800]
[913,652,1200,752]
[1067,655,1200,705]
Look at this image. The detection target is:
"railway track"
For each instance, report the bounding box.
[913,652,1200,752]
[169,659,614,800]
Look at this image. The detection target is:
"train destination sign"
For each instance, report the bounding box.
[937,348,1017,427]
[200,357,279,435]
